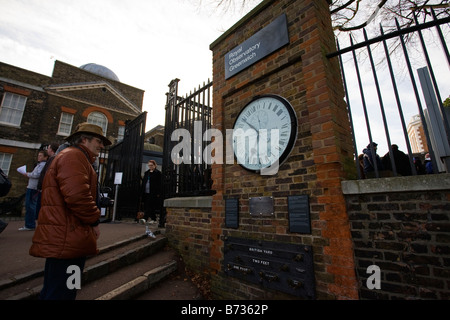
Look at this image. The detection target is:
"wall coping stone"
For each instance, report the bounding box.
[0,77,45,92]
[164,196,212,208]
[342,173,450,194]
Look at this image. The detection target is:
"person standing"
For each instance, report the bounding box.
[0,167,12,234]
[362,142,383,178]
[381,144,412,176]
[29,123,111,300]
[19,150,48,231]
[358,154,366,179]
[414,157,426,175]
[36,143,59,217]
[141,160,162,225]
[424,153,434,174]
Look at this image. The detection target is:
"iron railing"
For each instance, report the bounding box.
[327,10,450,179]
[162,79,215,198]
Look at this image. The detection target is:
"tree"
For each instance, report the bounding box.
[202,0,450,38]
[330,0,450,49]
[444,96,450,107]
[204,0,449,65]
[331,0,449,33]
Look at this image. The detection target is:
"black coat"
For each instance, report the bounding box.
[382,149,412,176]
[141,169,162,198]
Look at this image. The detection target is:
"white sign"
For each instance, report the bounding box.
[114,172,123,185]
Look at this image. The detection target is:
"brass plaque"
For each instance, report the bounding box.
[249,196,274,216]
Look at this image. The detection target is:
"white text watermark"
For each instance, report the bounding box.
[66,265,81,290]
[366,265,381,289]
[170,121,281,175]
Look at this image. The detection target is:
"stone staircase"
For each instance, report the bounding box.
[0,229,199,300]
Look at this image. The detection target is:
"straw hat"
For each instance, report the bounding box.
[65,122,112,146]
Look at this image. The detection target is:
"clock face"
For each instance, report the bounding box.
[232,94,297,173]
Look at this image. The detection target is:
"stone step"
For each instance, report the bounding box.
[0,231,177,300]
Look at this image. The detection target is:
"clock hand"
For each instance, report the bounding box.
[244,120,260,147]
[245,120,259,132]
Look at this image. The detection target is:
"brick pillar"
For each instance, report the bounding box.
[210,0,358,299]
[300,1,359,300]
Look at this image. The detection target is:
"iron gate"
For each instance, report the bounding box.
[101,112,147,219]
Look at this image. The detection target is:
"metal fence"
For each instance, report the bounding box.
[327,10,450,179]
[100,112,147,219]
[162,79,215,198]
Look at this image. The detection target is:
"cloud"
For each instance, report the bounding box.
[0,0,255,130]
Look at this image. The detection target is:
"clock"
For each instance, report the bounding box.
[232,94,298,173]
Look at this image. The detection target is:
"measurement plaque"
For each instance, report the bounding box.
[223,236,315,299]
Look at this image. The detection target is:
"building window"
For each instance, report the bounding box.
[0,92,27,126]
[0,153,12,175]
[118,126,125,141]
[87,112,108,135]
[57,112,74,136]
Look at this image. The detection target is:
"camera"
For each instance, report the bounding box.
[99,196,114,208]
[99,186,114,208]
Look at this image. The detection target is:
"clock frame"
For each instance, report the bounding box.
[232,94,298,173]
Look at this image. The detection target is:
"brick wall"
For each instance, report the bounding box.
[164,197,213,274]
[0,88,48,144]
[0,62,51,87]
[52,61,144,107]
[0,67,49,196]
[0,147,38,200]
[343,174,450,299]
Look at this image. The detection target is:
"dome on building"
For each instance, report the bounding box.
[144,142,163,152]
[80,63,120,82]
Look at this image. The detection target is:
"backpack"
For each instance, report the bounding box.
[0,169,12,197]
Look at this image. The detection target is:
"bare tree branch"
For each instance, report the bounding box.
[337,0,388,31]
[200,0,449,42]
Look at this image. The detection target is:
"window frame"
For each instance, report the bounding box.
[57,112,74,136]
[0,92,27,127]
[0,153,13,176]
[118,125,125,141]
[87,112,108,135]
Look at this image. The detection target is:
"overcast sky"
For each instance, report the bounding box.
[1,0,448,157]
[0,0,258,130]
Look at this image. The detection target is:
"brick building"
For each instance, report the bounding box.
[408,115,428,154]
[0,60,144,202]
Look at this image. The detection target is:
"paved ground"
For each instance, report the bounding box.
[0,218,207,300]
[0,219,147,281]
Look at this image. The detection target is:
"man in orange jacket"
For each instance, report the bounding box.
[30,123,112,300]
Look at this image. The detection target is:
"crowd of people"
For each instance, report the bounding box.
[359,141,435,178]
[0,122,164,300]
